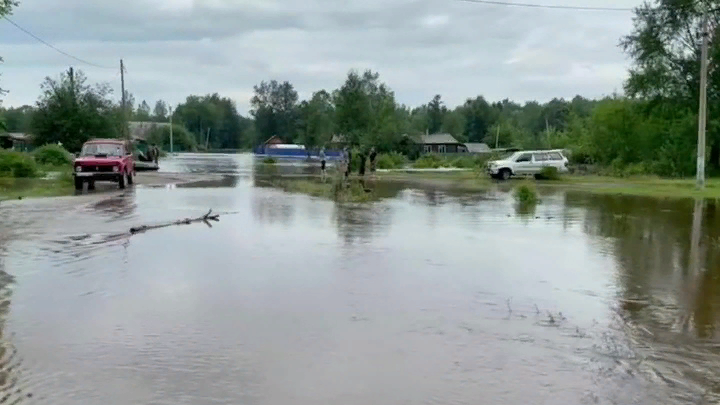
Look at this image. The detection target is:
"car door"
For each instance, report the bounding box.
[530,153,547,174]
[513,153,533,175]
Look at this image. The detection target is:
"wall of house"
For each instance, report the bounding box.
[422,144,467,154]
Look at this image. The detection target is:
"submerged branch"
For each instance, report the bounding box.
[129,209,220,235]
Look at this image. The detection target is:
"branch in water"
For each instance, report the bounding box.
[129,209,220,235]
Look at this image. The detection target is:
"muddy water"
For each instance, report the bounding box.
[0,154,719,404]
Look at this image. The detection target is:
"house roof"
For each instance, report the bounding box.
[420,133,461,145]
[465,143,491,153]
[264,135,283,145]
[129,121,170,141]
[0,132,31,142]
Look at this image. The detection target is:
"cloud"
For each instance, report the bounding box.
[0,0,638,114]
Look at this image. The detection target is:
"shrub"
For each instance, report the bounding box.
[514,182,539,204]
[450,156,475,168]
[536,166,561,180]
[263,157,277,164]
[0,151,38,178]
[376,152,407,169]
[413,154,448,169]
[376,154,396,169]
[33,144,72,166]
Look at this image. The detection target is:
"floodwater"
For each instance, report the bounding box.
[0,153,719,404]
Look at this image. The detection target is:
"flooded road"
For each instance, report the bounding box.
[1,153,719,404]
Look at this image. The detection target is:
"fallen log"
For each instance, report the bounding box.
[129,209,220,235]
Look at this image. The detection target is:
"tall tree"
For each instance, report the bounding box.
[427,94,446,134]
[297,90,335,152]
[153,100,168,121]
[32,68,122,151]
[463,96,497,143]
[250,80,299,144]
[173,93,248,149]
[620,0,720,168]
[135,100,151,121]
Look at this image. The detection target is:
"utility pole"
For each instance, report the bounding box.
[68,67,75,103]
[545,116,550,147]
[495,125,500,149]
[120,59,128,140]
[205,128,211,150]
[697,11,709,189]
[169,106,174,154]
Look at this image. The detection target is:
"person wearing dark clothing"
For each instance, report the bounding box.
[150,144,159,164]
[358,151,366,177]
[345,148,352,179]
[369,147,377,174]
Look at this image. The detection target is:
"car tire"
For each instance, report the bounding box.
[74,178,83,191]
[127,170,134,185]
[500,169,511,181]
[118,173,126,189]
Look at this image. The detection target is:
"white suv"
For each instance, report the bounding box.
[487,150,569,180]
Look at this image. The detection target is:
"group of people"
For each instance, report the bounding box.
[319,146,377,180]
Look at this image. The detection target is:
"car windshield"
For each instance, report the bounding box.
[500,152,518,160]
[81,143,123,157]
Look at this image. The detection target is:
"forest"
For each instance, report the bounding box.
[0,0,717,177]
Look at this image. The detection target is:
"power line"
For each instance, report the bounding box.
[452,0,634,12]
[2,16,113,69]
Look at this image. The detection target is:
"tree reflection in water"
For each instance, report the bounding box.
[565,192,720,402]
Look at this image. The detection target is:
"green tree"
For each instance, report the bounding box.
[173,93,247,149]
[333,69,404,151]
[620,0,714,168]
[297,90,335,152]
[31,68,122,152]
[135,100,151,121]
[153,100,168,122]
[250,80,299,144]
[0,105,34,132]
[427,94,446,134]
[463,96,497,143]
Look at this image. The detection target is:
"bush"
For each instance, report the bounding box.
[514,182,539,204]
[536,166,561,180]
[413,154,448,169]
[32,144,72,166]
[450,156,475,168]
[0,151,38,178]
[376,152,407,169]
[263,157,277,164]
[146,124,197,152]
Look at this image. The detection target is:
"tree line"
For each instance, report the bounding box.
[0,0,717,176]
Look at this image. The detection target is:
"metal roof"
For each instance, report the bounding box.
[420,133,461,144]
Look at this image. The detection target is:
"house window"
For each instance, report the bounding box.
[424,145,432,153]
[438,145,446,153]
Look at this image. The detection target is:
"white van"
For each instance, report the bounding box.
[487,150,569,180]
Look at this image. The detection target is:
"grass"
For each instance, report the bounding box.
[543,175,720,199]
[0,170,75,201]
[262,157,277,164]
[514,182,539,204]
[270,177,375,203]
[383,168,720,199]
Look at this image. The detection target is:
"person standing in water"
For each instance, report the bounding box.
[319,147,327,180]
[345,147,352,180]
[369,147,377,178]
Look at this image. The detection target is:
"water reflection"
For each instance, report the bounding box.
[567,192,720,401]
[333,204,392,246]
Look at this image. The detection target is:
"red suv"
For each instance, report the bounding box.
[73,139,135,191]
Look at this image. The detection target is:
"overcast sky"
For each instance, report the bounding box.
[0,0,640,115]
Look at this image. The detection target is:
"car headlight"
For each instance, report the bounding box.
[75,166,82,172]
[112,166,119,172]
